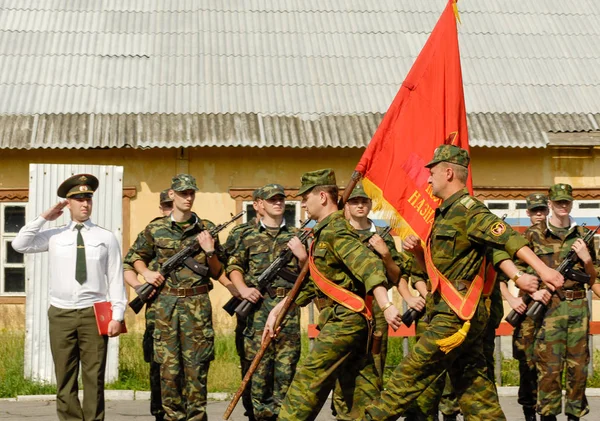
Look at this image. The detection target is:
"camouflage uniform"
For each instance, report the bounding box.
[125,175,224,421]
[519,184,598,419]
[362,146,527,421]
[124,227,164,420]
[223,216,259,421]
[227,184,302,421]
[332,217,408,418]
[278,169,390,421]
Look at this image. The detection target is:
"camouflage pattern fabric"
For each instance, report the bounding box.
[279,210,388,420]
[224,220,258,420]
[226,222,301,420]
[332,224,408,417]
[425,144,470,169]
[125,213,223,421]
[361,189,527,420]
[124,230,165,419]
[512,310,540,409]
[519,219,597,418]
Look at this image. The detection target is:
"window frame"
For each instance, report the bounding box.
[1,202,27,296]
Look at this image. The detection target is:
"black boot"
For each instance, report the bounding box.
[523,406,536,421]
[540,416,557,421]
[567,416,580,421]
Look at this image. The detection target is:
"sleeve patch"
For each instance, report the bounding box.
[490,222,507,237]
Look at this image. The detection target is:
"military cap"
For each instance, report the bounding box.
[548,183,573,202]
[57,174,98,199]
[297,168,337,196]
[252,187,264,201]
[159,189,173,204]
[526,193,548,210]
[261,184,286,200]
[348,184,370,200]
[171,174,199,192]
[425,145,470,168]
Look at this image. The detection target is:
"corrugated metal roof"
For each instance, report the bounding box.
[0,1,598,148]
[0,1,597,117]
[2,112,599,150]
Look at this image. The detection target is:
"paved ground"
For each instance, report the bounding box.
[1,396,599,420]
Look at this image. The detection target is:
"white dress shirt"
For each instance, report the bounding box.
[12,216,127,321]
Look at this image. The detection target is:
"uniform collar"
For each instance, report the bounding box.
[259,218,286,231]
[69,219,94,231]
[545,215,577,235]
[170,212,201,231]
[437,188,469,215]
[313,210,344,235]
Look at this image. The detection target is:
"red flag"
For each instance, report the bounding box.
[355,0,470,241]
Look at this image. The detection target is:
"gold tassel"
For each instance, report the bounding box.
[452,1,462,25]
[436,320,470,354]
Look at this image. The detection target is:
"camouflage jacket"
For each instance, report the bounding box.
[226,220,299,289]
[518,219,598,290]
[430,189,527,285]
[295,210,388,306]
[223,218,258,260]
[355,223,410,286]
[125,213,224,288]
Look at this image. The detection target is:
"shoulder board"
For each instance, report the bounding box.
[150,216,164,223]
[459,196,477,210]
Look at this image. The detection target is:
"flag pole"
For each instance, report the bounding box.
[338,170,362,209]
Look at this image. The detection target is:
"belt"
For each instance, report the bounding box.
[162,284,211,297]
[313,297,334,311]
[275,287,290,298]
[563,290,586,301]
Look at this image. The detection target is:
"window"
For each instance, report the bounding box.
[1,204,26,295]
[242,200,303,228]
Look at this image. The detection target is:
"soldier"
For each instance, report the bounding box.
[227,184,306,421]
[357,145,564,420]
[263,169,404,420]
[222,186,265,421]
[12,174,127,421]
[124,174,224,421]
[498,193,550,421]
[522,184,598,421]
[122,189,174,421]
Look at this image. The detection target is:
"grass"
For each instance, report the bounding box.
[3,329,600,398]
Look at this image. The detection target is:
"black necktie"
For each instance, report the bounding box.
[75,224,87,284]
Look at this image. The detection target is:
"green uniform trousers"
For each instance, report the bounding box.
[48,305,108,421]
[361,298,505,421]
[278,305,381,421]
[535,295,590,418]
[512,314,539,409]
[153,294,214,421]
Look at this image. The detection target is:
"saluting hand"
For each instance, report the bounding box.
[41,200,68,221]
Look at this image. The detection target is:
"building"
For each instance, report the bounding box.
[0,0,599,333]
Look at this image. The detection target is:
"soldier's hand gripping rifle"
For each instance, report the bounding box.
[223,219,312,318]
[129,211,245,314]
[525,218,600,323]
[223,258,311,420]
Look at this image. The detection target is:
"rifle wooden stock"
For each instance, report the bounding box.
[223,259,310,420]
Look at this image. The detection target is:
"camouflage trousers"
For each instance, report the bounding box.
[332,299,389,419]
[403,317,458,421]
[512,314,540,409]
[535,295,590,418]
[235,315,254,420]
[278,305,381,421]
[360,296,505,421]
[143,320,164,418]
[243,297,301,421]
[153,294,215,421]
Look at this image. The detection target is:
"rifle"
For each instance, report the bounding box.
[129,211,245,314]
[223,219,312,318]
[223,260,310,420]
[526,219,600,323]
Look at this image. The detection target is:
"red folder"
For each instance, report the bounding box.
[93,301,127,335]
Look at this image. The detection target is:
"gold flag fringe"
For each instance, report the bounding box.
[436,321,470,354]
[361,178,418,241]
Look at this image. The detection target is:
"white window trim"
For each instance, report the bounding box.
[1,203,27,296]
